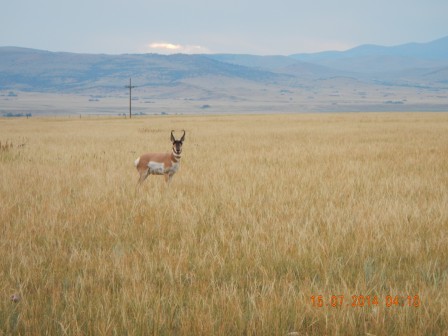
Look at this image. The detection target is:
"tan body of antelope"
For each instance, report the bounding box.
[134,130,185,185]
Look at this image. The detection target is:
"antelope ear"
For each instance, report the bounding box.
[171,130,175,142]
[180,130,186,142]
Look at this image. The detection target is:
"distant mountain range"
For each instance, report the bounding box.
[211,36,448,81]
[1,36,447,113]
[290,36,448,76]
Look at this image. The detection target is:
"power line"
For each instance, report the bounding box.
[125,78,136,119]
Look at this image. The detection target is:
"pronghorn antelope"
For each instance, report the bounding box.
[134,130,185,185]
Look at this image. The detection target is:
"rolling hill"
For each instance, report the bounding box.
[0,47,291,93]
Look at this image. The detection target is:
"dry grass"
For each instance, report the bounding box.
[1,112,447,335]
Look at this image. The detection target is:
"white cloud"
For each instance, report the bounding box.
[142,42,211,54]
[149,42,182,51]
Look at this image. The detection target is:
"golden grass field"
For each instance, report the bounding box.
[1,112,447,335]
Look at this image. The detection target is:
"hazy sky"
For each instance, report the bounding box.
[1,0,447,55]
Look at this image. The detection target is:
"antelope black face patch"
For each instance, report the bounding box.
[173,141,183,154]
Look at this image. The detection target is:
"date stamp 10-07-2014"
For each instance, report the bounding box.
[310,294,421,308]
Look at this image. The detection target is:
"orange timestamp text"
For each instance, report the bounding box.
[310,295,420,308]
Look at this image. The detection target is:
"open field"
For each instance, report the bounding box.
[1,112,448,335]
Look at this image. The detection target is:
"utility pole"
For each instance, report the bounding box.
[125,78,136,119]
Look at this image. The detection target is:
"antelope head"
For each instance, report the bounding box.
[171,130,185,156]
